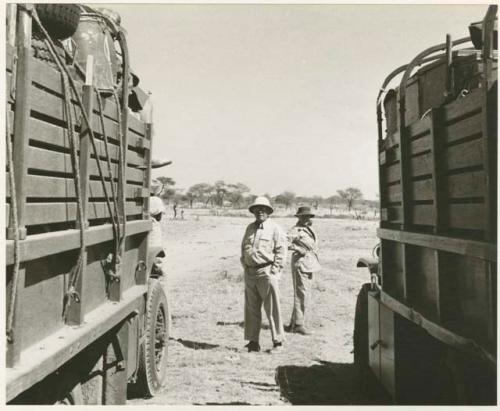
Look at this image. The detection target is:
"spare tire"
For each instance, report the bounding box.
[35,4,81,40]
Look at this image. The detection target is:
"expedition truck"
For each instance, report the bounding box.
[355,5,497,405]
[6,4,169,404]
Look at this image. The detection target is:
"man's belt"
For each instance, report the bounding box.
[249,261,273,269]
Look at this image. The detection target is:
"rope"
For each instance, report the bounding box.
[95,90,120,262]
[112,89,127,251]
[6,110,21,343]
[30,9,122,308]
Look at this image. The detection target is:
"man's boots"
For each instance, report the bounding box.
[245,341,260,352]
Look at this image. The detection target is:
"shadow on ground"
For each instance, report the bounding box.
[275,360,391,405]
[173,338,239,352]
[216,321,270,330]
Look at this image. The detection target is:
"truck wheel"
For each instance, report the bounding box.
[353,283,377,399]
[34,4,81,40]
[134,279,169,397]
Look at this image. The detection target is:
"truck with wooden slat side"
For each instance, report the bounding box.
[6,4,170,404]
[355,5,497,405]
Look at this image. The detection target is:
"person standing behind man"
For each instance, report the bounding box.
[241,196,287,352]
[287,206,321,335]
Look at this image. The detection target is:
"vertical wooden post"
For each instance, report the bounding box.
[397,88,409,301]
[110,31,131,302]
[7,4,33,241]
[7,4,17,47]
[429,109,444,321]
[142,123,153,219]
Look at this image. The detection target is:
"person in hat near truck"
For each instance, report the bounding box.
[286,206,321,335]
[240,196,287,352]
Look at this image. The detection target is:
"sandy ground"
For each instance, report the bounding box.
[129,212,384,405]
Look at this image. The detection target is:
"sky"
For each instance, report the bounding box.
[104,3,487,200]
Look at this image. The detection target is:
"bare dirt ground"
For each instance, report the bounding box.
[129,212,386,405]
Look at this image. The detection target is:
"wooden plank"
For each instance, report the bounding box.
[407,116,430,139]
[6,220,151,266]
[443,111,482,145]
[446,171,486,199]
[447,203,485,231]
[384,163,401,184]
[386,183,402,203]
[411,204,434,226]
[7,176,146,201]
[412,179,433,201]
[377,228,496,261]
[445,138,484,171]
[6,286,146,402]
[410,152,433,177]
[443,87,482,123]
[6,267,26,368]
[6,202,144,226]
[28,117,146,167]
[380,291,495,364]
[410,134,431,156]
[27,146,145,183]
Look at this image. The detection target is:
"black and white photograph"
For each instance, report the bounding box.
[4,1,497,405]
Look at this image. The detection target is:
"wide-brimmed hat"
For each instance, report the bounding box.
[295,206,315,217]
[249,196,273,214]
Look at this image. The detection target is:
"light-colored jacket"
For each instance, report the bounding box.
[241,218,287,275]
[288,224,321,273]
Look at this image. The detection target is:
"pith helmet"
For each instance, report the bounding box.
[150,196,165,216]
[295,206,315,217]
[249,196,274,214]
[150,178,164,196]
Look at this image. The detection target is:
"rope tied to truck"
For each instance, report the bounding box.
[30,7,126,308]
[6,109,21,343]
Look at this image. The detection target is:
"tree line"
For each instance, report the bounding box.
[155,177,377,212]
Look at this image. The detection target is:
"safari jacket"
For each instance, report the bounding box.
[241,219,287,275]
[288,224,321,273]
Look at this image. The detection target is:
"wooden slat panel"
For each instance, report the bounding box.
[443,88,482,123]
[445,138,484,171]
[412,179,433,201]
[411,204,434,226]
[6,176,146,200]
[443,111,482,145]
[30,55,146,137]
[446,171,486,199]
[407,116,430,139]
[387,184,402,203]
[27,146,145,182]
[6,202,143,226]
[29,117,146,167]
[410,135,431,156]
[384,147,399,164]
[410,153,432,177]
[447,203,485,230]
[384,163,401,184]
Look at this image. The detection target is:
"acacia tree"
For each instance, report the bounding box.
[274,191,296,210]
[186,183,213,207]
[157,176,176,202]
[227,183,251,208]
[337,187,363,211]
[327,194,341,214]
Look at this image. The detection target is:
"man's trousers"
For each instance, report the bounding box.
[244,266,284,343]
[289,263,312,328]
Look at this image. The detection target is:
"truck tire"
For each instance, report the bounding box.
[353,283,371,374]
[34,4,81,40]
[133,279,169,397]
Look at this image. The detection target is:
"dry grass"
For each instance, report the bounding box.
[128,215,384,405]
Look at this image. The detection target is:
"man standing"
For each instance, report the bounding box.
[241,196,287,352]
[287,206,321,335]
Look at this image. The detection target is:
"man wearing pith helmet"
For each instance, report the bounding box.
[287,206,321,335]
[240,196,287,352]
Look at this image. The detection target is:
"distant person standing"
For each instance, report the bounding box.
[173,203,177,219]
[240,196,287,352]
[287,206,321,335]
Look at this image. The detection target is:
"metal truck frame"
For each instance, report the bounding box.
[356,5,497,405]
[6,4,168,404]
